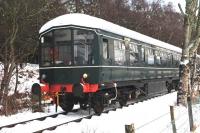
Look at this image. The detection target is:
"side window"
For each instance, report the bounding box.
[155,50,161,65]
[175,54,181,67]
[140,47,145,63]
[103,39,109,59]
[171,54,174,66]
[168,53,173,66]
[160,51,167,66]
[147,48,154,65]
[166,52,171,66]
[73,29,95,65]
[114,40,126,65]
[130,43,139,65]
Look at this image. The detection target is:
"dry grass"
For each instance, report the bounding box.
[0,92,32,116]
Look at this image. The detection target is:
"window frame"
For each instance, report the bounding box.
[114,40,126,65]
[102,38,109,60]
[39,27,97,67]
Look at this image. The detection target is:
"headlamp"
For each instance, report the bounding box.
[41,74,46,79]
[83,73,88,79]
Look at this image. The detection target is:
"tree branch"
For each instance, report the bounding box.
[178,3,185,16]
[188,0,200,55]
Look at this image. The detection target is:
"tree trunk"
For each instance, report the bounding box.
[75,0,80,13]
[14,63,18,94]
[0,48,15,104]
[178,63,189,105]
[177,0,193,105]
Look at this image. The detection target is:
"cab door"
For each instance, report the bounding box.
[100,38,113,82]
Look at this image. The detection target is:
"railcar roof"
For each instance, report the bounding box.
[39,13,182,53]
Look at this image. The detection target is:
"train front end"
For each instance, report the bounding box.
[32,27,100,112]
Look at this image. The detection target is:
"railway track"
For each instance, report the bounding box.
[0,109,79,130]
[0,91,170,133]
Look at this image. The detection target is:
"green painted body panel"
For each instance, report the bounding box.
[40,66,178,85]
[99,67,179,83]
[39,26,180,89]
[40,67,100,84]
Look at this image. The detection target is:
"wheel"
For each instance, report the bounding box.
[93,101,104,115]
[172,81,179,91]
[119,95,127,107]
[59,95,74,113]
[92,94,104,115]
[131,92,135,99]
[166,82,172,93]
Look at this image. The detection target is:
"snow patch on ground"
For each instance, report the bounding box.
[0,105,63,127]
[0,91,200,133]
[0,63,40,95]
[41,92,200,133]
[180,60,189,66]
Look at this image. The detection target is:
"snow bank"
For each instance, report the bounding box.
[43,92,187,133]
[7,63,39,95]
[1,91,200,133]
[14,64,39,94]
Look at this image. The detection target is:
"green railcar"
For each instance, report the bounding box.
[32,13,181,114]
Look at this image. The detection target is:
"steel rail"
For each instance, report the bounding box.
[0,109,79,130]
[33,91,169,133]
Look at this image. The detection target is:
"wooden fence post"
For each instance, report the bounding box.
[170,106,176,133]
[125,123,135,133]
[187,96,194,131]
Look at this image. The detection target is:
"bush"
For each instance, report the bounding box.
[0,92,32,116]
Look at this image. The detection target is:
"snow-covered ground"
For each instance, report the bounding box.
[9,63,39,95]
[42,92,200,133]
[0,92,200,133]
[0,63,39,95]
[0,64,200,133]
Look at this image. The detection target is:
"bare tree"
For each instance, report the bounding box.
[177,0,200,105]
[0,0,67,105]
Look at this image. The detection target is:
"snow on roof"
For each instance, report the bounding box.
[39,13,182,53]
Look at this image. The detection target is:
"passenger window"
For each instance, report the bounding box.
[175,54,181,67]
[155,50,161,65]
[130,43,139,65]
[147,48,154,65]
[141,47,145,62]
[160,52,167,65]
[171,54,174,66]
[114,40,126,65]
[168,53,173,66]
[103,39,109,59]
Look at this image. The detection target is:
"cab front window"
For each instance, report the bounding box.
[40,28,96,67]
[73,29,94,65]
[40,32,53,66]
[54,29,72,66]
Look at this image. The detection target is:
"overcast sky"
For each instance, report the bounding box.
[149,0,186,12]
[164,0,185,12]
